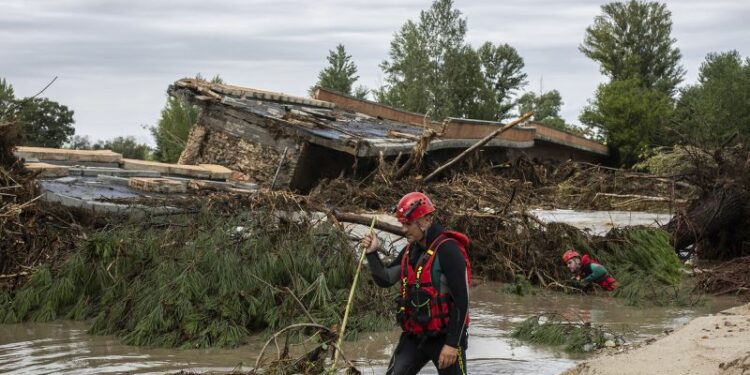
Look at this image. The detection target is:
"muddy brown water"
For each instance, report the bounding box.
[0,282,741,375]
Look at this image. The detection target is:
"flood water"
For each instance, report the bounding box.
[0,282,740,375]
[0,209,731,374]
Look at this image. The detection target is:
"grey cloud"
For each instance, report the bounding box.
[1,0,748,141]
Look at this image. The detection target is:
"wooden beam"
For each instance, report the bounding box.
[331,210,404,236]
[387,130,421,141]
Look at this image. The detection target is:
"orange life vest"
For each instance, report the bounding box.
[399,230,471,336]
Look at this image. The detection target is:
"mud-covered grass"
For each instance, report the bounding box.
[0,209,394,348]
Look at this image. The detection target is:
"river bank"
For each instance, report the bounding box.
[561,302,750,375]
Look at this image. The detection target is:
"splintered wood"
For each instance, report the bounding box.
[128,177,187,193]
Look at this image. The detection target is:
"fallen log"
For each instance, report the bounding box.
[331,210,404,236]
[423,112,532,183]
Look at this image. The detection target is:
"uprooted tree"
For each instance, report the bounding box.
[660,143,750,260]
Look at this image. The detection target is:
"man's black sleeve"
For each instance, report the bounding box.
[437,241,469,348]
[366,247,405,288]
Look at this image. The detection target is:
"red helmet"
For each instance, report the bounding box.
[562,250,580,264]
[395,192,435,224]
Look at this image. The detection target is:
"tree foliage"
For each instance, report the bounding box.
[151,96,198,163]
[672,50,750,145]
[378,0,526,121]
[517,90,566,127]
[68,135,152,160]
[312,44,360,96]
[477,42,527,118]
[150,74,222,163]
[580,78,673,166]
[0,78,14,115]
[17,98,75,148]
[0,78,76,148]
[580,0,685,95]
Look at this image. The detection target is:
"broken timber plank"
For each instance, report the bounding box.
[25,162,69,177]
[199,164,233,180]
[387,130,422,141]
[128,177,187,193]
[122,159,230,180]
[16,146,122,163]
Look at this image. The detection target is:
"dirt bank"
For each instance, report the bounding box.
[562,302,750,375]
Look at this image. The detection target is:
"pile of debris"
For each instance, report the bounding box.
[0,123,89,290]
[661,143,750,261]
[0,207,394,350]
[311,164,686,289]
[696,256,750,297]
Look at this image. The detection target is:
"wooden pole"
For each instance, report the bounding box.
[422,112,533,183]
[270,147,289,190]
[330,216,377,374]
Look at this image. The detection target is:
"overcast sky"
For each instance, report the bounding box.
[1,0,748,145]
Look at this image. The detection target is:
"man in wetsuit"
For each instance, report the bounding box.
[562,249,618,291]
[362,192,470,375]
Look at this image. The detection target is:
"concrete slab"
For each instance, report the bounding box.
[96,175,132,187]
[40,178,142,201]
[43,191,180,216]
[25,162,69,177]
[16,146,122,163]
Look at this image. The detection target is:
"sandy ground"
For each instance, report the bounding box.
[562,302,750,375]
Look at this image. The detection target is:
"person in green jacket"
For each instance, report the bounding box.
[562,250,618,291]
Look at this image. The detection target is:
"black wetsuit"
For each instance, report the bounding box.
[367,224,469,375]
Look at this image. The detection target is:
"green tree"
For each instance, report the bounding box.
[95,136,152,160]
[477,42,527,119]
[312,44,360,95]
[17,98,75,148]
[376,18,432,114]
[517,90,566,127]
[672,51,750,145]
[580,0,685,95]
[378,0,526,121]
[67,135,152,160]
[0,78,14,115]
[353,85,370,100]
[150,74,211,163]
[67,135,93,149]
[580,78,673,166]
[150,96,198,163]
